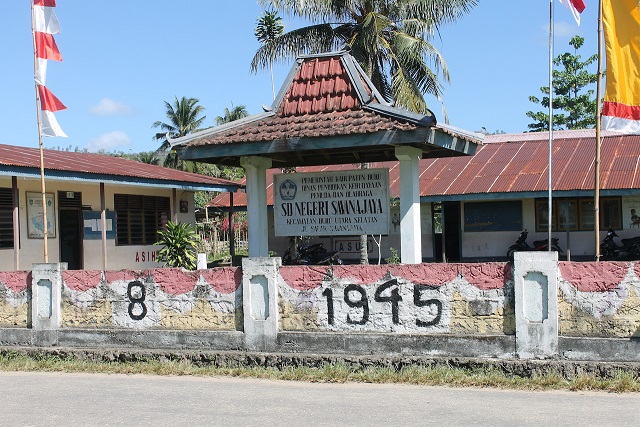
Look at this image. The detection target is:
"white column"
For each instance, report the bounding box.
[514,251,559,359]
[31,263,65,331]
[240,156,272,257]
[242,257,281,351]
[395,146,422,264]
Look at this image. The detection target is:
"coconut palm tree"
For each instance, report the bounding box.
[215,103,249,126]
[255,10,285,99]
[251,0,477,114]
[152,96,206,170]
[135,151,160,165]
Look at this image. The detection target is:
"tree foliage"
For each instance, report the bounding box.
[526,36,598,132]
[156,221,200,270]
[251,0,477,115]
[152,96,207,170]
[153,96,207,150]
[135,151,160,165]
[256,10,285,99]
[215,104,250,125]
[255,10,284,44]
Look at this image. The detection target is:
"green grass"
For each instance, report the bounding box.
[0,351,639,392]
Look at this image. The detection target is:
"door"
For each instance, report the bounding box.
[432,201,461,262]
[58,191,83,270]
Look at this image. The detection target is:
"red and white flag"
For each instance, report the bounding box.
[33,1,59,84]
[38,85,66,112]
[38,85,67,137]
[32,0,66,137]
[40,111,67,137]
[34,32,62,61]
[558,0,586,25]
[33,5,60,34]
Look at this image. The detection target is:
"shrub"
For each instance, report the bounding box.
[156,221,199,270]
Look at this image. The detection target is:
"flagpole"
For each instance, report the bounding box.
[31,0,49,262]
[594,0,604,260]
[548,0,554,249]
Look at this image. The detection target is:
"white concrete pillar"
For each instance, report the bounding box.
[30,263,66,330]
[514,251,558,359]
[395,146,422,264]
[242,257,281,351]
[197,253,207,270]
[240,156,272,257]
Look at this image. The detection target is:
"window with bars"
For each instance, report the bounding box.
[0,188,14,249]
[114,194,170,246]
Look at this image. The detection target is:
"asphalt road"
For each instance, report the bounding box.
[1,371,639,426]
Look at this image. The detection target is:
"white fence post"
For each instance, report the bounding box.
[30,263,66,344]
[514,252,558,359]
[242,257,281,351]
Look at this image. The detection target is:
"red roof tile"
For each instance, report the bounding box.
[180,53,437,150]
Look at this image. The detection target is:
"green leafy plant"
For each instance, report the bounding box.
[385,247,400,265]
[156,221,199,270]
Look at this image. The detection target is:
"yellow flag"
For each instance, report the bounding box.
[602,0,640,133]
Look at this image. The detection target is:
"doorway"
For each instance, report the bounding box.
[58,191,83,270]
[432,201,461,262]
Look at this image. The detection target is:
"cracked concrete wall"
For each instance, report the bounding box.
[278,263,515,334]
[0,271,29,327]
[60,268,243,330]
[558,261,640,338]
[4,261,640,340]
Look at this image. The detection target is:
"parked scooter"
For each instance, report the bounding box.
[506,229,563,259]
[283,242,343,265]
[600,228,640,260]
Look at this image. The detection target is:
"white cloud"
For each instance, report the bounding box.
[554,21,578,39]
[85,131,132,152]
[89,98,134,116]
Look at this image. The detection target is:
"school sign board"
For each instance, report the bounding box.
[274,169,390,236]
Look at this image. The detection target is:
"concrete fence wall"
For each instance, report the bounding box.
[1,254,640,361]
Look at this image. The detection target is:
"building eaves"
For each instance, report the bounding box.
[169,112,275,148]
[205,130,640,209]
[0,144,243,192]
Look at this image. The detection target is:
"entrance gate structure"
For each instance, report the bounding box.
[170,51,481,263]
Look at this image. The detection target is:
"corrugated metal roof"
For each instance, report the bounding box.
[0,144,242,191]
[207,130,640,208]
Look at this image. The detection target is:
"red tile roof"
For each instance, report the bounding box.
[280,56,372,116]
[185,55,422,148]
[173,52,480,169]
[188,109,420,147]
[0,144,242,190]
[207,130,640,208]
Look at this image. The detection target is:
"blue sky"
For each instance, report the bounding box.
[2,1,600,154]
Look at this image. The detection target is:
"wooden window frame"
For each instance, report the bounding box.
[0,188,13,249]
[114,194,170,246]
[535,196,622,232]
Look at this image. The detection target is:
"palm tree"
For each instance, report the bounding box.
[152,96,206,170]
[255,10,285,100]
[251,0,477,114]
[215,103,249,126]
[135,151,160,165]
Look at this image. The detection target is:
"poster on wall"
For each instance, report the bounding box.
[274,169,390,236]
[26,192,55,238]
[82,211,116,239]
[623,197,640,229]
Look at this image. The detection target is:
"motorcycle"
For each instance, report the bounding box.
[506,229,563,259]
[283,242,343,265]
[600,228,640,260]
